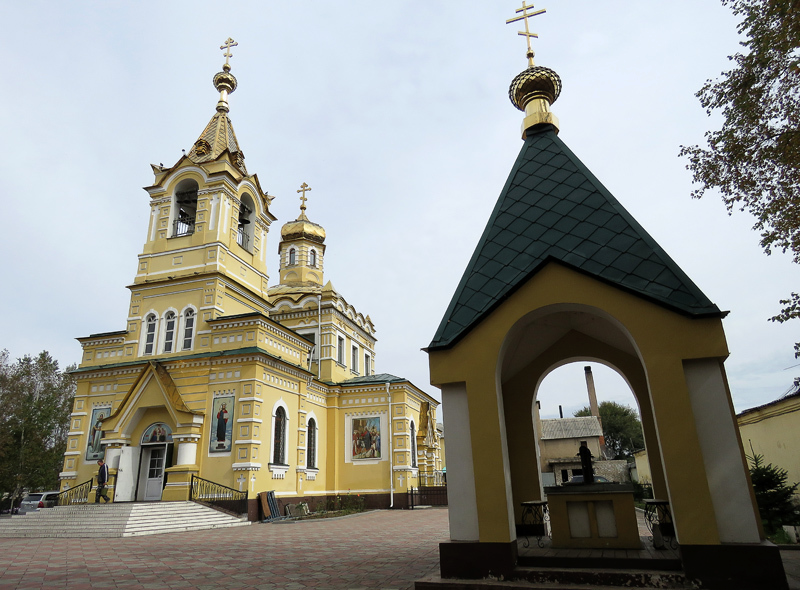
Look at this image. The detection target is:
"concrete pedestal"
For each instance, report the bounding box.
[545,483,640,549]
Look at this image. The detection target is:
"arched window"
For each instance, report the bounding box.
[307,417,317,469]
[144,314,157,355]
[410,421,417,468]
[309,249,317,267]
[273,407,287,465]
[163,312,176,353]
[289,248,296,265]
[182,309,195,351]
[173,179,199,237]
[236,194,255,252]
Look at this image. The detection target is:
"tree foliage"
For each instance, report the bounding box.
[679,0,800,260]
[748,453,800,534]
[0,350,75,503]
[680,0,800,351]
[574,401,644,460]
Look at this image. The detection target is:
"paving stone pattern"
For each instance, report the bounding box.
[0,508,449,590]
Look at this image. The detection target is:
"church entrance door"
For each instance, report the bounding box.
[143,446,166,501]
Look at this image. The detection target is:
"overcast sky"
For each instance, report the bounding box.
[2,2,796,420]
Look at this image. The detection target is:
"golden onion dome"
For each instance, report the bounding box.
[509,65,561,112]
[280,213,326,244]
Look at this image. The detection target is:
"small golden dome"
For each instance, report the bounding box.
[214,64,238,95]
[509,65,561,112]
[281,214,326,244]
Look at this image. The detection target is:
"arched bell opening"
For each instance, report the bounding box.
[237,193,255,252]
[172,178,199,237]
[495,303,668,531]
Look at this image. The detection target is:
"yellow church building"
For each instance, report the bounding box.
[59,40,442,514]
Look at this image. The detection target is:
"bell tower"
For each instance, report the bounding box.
[125,39,276,359]
[276,183,326,287]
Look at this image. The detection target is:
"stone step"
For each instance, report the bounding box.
[0,501,249,538]
[415,569,695,589]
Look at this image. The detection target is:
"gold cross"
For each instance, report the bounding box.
[220,38,238,67]
[297,182,312,211]
[506,2,546,66]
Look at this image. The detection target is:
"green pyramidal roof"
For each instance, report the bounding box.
[428,124,721,351]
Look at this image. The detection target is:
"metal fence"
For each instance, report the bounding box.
[57,479,93,506]
[190,475,248,516]
[407,485,448,509]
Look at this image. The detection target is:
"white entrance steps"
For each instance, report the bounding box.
[0,501,250,538]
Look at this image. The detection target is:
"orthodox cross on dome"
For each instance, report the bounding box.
[297,182,312,213]
[220,37,238,67]
[506,1,546,67]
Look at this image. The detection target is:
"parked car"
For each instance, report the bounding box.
[18,491,60,514]
[569,475,610,483]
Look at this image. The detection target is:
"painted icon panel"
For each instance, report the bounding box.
[351,416,381,459]
[141,422,173,444]
[210,395,234,453]
[85,407,107,461]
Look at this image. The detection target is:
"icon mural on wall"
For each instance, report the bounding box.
[210,395,234,453]
[351,416,381,459]
[141,422,173,444]
[85,407,108,461]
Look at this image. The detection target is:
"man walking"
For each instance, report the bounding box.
[95,459,111,503]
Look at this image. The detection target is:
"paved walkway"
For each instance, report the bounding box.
[1,507,799,589]
[0,508,449,590]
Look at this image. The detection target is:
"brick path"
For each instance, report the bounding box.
[0,508,449,590]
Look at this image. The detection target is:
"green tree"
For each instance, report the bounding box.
[0,350,75,505]
[748,453,800,535]
[574,401,644,459]
[679,0,800,352]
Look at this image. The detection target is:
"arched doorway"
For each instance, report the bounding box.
[138,423,174,501]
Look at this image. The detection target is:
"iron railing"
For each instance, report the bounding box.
[173,218,196,237]
[190,475,248,515]
[236,226,250,251]
[407,485,448,509]
[57,479,93,506]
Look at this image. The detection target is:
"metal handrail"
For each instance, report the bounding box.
[190,474,248,516]
[57,479,93,506]
[173,218,196,237]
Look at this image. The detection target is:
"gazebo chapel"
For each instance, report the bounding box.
[426,4,787,590]
[61,39,442,512]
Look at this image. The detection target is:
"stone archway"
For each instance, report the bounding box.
[497,304,667,527]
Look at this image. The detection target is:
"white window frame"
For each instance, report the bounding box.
[364,353,371,376]
[306,412,319,471]
[351,345,359,373]
[269,399,290,469]
[180,306,197,351]
[142,313,158,356]
[160,309,178,354]
[410,419,418,468]
[337,336,345,366]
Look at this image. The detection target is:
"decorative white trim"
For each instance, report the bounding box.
[234,439,261,445]
[268,463,288,478]
[233,462,262,471]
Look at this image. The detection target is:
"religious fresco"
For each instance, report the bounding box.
[351,416,381,459]
[210,396,234,453]
[141,422,173,444]
[85,407,107,461]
